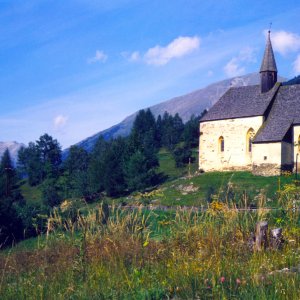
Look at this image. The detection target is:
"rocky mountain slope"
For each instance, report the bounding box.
[74,72,285,152]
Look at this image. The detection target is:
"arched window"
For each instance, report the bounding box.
[246,128,256,153]
[219,136,224,153]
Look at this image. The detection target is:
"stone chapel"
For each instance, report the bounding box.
[199,31,300,176]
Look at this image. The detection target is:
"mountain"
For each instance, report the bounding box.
[283,75,300,86]
[70,72,286,153]
[0,141,24,166]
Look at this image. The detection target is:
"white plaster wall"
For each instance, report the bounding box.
[293,125,300,170]
[252,143,281,164]
[199,116,263,171]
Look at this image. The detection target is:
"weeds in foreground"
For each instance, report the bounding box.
[0,184,299,299]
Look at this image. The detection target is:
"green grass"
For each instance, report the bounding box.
[20,181,42,204]
[19,147,294,209]
[117,170,294,208]
[3,149,299,299]
[156,148,293,207]
[0,198,299,299]
[157,147,199,180]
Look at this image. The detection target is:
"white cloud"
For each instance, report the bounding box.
[141,36,200,66]
[224,58,245,77]
[269,30,300,55]
[238,47,257,63]
[54,114,68,130]
[88,50,108,63]
[121,51,140,62]
[293,54,300,74]
[223,47,256,77]
[129,51,140,62]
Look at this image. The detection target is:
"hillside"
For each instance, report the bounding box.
[2,158,299,299]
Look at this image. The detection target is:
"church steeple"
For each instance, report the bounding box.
[260,30,278,93]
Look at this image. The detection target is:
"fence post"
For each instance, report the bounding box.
[255,221,268,251]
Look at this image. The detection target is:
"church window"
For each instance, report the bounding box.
[246,128,255,153]
[219,136,224,152]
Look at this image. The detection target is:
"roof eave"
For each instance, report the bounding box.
[200,114,264,123]
[252,139,283,144]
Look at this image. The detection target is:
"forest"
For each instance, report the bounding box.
[0,109,206,247]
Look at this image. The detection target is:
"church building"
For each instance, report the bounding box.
[199,31,300,176]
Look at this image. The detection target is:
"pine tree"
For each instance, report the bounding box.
[88,136,107,194]
[124,151,155,191]
[0,149,17,198]
[125,109,160,191]
[17,143,43,186]
[17,134,62,186]
[63,145,90,198]
[101,137,127,197]
[161,112,184,150]
[37,133,62,179]
[182,110,207,148]
[0,149,24,246]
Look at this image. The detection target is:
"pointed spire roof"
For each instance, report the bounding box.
[260,31,277,73]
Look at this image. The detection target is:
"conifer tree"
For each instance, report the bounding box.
[63,145,89,198]
[0,149,17,198]
[0,149,23,246]
[125,109,159,191]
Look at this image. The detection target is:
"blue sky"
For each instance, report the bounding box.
[1,0,300,148]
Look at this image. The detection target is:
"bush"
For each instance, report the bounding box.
[172,147,193,168]
[41,178,63,208]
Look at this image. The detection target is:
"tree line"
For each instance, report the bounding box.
[0,109,206,246]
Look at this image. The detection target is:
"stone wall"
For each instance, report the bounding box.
[252,142,282,176]
[252,163,281,176]
[199,116,263,171]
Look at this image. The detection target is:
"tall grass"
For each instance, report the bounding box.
[0,186,299,299]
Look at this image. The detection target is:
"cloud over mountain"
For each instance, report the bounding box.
[224,47,256,77]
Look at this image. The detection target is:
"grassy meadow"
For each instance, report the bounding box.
[0,199,299,299]
[0,149,299,299]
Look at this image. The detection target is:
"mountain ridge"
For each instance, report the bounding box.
[2,73,286,162]
[72,72,285,153]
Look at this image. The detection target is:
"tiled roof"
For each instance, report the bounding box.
[253,84,300,142]
[260,31,277,73]
[200,84,279,122]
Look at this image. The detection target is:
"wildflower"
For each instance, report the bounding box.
[236,278,241,285]
[220,276,225,283]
